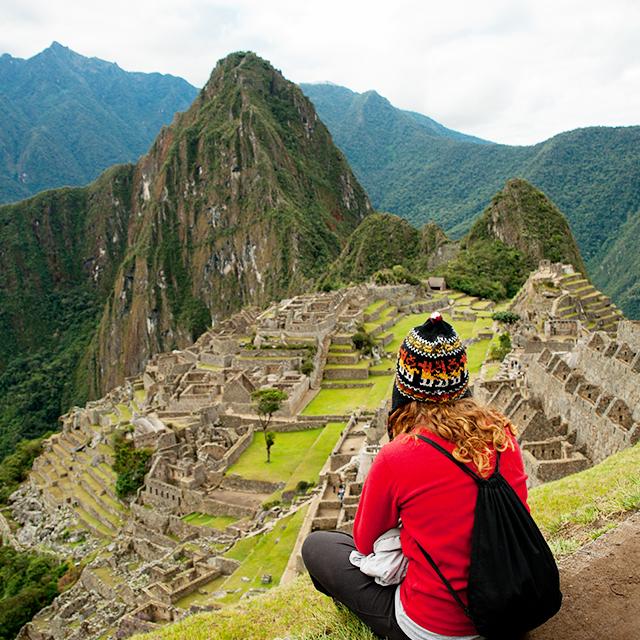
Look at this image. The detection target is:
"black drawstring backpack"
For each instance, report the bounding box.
[416,435,562,640]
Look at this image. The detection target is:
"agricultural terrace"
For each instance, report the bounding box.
[175,506,308,609]
[302,295,495,417]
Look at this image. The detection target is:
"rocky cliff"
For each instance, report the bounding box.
[89,52,370,393]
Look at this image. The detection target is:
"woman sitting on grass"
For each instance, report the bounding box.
[302,312,532,640]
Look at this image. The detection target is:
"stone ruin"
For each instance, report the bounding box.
[476,262,639,486]
[12,281,443,640]
[12,265,637,639]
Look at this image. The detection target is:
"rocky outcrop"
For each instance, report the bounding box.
[87,52,370,394]
[0,51,371,408]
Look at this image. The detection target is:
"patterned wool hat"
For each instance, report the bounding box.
[392,311,469,412]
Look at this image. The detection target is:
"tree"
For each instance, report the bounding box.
[265,431,276,463]
[351,326,375,356]
[251,388,287,462]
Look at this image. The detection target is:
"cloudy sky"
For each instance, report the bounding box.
[2,0,639,144]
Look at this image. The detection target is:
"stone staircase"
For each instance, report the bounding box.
[557,274,623,333]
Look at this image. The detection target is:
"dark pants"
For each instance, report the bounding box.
[302,530,411,640]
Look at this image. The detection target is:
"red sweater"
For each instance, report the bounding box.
[353,427,529,637]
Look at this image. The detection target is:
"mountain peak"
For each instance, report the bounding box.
[467,178,586,274]
[42,41,73,57]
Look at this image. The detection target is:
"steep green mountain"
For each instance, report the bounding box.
[0,41,197,203]
[0,52,370,460]
[301,83,640,315]
[442,179,586,300]
[0,164,135,458]
[322,179,584,302]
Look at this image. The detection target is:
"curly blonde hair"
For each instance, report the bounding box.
[389,398,517,477]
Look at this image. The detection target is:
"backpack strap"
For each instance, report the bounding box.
[415,541,471,618]
[416,434,501,481]
[414,434,501,619]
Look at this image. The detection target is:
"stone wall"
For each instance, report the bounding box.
[323,367,369,380]
[221,427,254,468]
[221,474,284,495]
[526,352,638,464]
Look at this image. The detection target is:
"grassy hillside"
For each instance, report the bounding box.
[321,179,585,304]
[591,208,640,317]
[134,443,640,640]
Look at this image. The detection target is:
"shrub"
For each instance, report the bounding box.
[295,480,315,494]
[0,437,45,504]
[0,546,70,640]
[300,359,314,376]
[489,333,512,361]
[112,431,152,499]
[372,264,420,286]
[492,311,521,324]
[352,329,375,355]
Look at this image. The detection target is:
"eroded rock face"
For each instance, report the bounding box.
[0,52,371,403]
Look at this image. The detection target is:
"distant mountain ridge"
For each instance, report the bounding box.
[0,42,198,202]
[301,82,640,316]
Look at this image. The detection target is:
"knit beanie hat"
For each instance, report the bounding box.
[392,311,469,412]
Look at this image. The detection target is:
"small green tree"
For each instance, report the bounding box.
[265,431,276,463]
[112,431,152,499]
[251,388,288,462]
[352,326,376,356]
[300,358,314,376]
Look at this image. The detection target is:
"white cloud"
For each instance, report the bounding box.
[0,0,638,144]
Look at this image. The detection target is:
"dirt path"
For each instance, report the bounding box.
[531,511,640,640]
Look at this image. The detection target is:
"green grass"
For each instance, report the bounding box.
[140,574,377,640]
[384,312,433,354]
[227,424,344,484]
[196,362,223,371]
[182,512,238,529]
[466,339,491,377]
[116,403,132,420]
[302,376,394,416]
[135,444,640,640]
[483,361,501,380]
[363,299,387,315]
[368,359,395,372]
[281,423,345,494]
[528,442,640,556]
[324,360,369,369]
[384,311,491,357]
[492,301,512,313]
